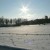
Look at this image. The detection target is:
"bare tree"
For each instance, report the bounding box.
[10,19,12,24]
[4,19,9,25]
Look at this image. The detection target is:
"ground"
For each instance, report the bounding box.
[0,33,50,50]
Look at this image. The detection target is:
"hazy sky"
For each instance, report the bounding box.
[0,0,50,20]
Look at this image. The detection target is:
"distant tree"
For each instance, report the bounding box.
[10,19,12,24]
[4,19,9,25]
[15,19,20,24]
[15,18,21,26]
[0,16,4,25]
[45,16,48,19]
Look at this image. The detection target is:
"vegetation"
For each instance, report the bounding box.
[0,16,50,27]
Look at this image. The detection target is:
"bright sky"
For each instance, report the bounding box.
[0,0,50,20]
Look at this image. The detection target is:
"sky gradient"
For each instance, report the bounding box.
[0,0,50,20]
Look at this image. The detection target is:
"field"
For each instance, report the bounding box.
[0,25,50,50]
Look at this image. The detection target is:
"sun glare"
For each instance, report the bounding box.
[20,6,29,13]
[20,6,32,20]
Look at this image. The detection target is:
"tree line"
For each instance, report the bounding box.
[0,16,50,27]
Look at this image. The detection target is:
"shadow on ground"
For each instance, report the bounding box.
[0,45,28,50]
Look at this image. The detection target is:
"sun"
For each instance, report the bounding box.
[20,6,29,13]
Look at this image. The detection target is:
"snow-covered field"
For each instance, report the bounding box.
[0,25,50,50]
